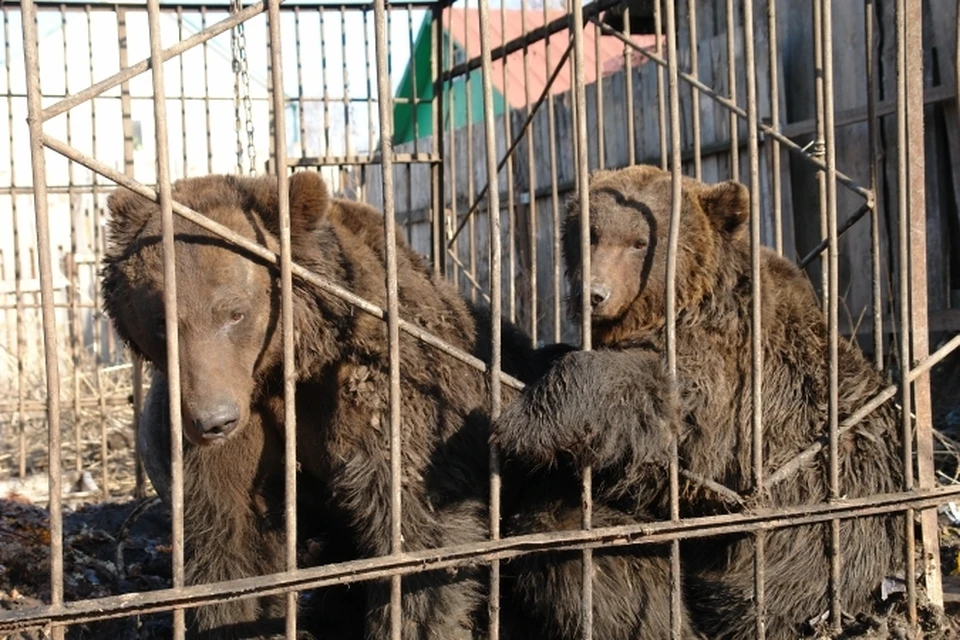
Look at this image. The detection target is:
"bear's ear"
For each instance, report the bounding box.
[698,180,748,239]
[287,170,331,233]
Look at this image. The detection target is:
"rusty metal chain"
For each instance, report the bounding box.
[230,0,257,175]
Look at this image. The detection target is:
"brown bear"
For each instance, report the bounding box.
[493,164,905,639]
[102,171,570,639]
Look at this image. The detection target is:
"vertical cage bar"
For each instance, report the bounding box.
[342,6,352,166]
[663,0,684,635]
[820,0,842,630]
[446,6,459,287]
[865,0,882,370]
[725,0,739,180]
[144,0,186,635]
[365,7,374,176]
[624,5,636,167]
[202,8,214,174]
[477,1,503,635]
[687,0,700,180]
[743,0,766,633]
[571,0,594,635]
[320,6,331,156]
[521,0,537,344]
[295,8,307,158]
[116,6,145,497]
[464,6,477,302]
[431,2,444,277]
[177,7,188,177]
[812,0,828,312]
[654,0,667,170]
[265,1,299,635]
[371,1,404,637]
[593,19,604,171]
[409,6,420,154]
[767,0,781,254]
[895,0,918,623]
[4,7,26,482]
[86,4,107,499]
[546,0,561,341]
[21,2,66,636]
[501,1,516,323]
[62,5,83,476]
[904,0,943,608]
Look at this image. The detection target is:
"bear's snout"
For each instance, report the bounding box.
[590,282,611,308]
[190,400,241,441]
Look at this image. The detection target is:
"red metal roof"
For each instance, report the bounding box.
[444,7,660,110]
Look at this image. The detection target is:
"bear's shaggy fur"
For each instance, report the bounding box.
[494,164,905,639]
[102,171,568,639]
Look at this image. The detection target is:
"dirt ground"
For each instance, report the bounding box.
[0,348,958,638]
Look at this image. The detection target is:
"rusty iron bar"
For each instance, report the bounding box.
[904,0,943,608]
[41,0,272,123]
[725,0,739,180]
[39,134,528,396]
[663,0,684,634]
[569,0,594,633]
[523,0,538,345]
[653,0,666,172]
[812,0,830,316]
[370,0,404,634]
[288,153,440,167]
[797,203,872,269]
[446,5,459,288]
[20,0,66,634]
[767,0,781,253]
[477,2,503,636]
[3,484,960,635]
[202,7,214,174]
[85,4,109,501]
[741,0,766,633]
[589,18,873,203]
[445,40,573,249]
[464,4,476,304]
[430,2,444,278]
[502,1,517,325]
[894,0,918,625]
[546,0,562,343]
[3,8,27,481]
[144,0,186,634]
[687,0,700,179]
[864,0,882,371]
[446,250,492,304]
[264,0,299,634]
[819,0,843,630]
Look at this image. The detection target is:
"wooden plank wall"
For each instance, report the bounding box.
[363,0,959,353]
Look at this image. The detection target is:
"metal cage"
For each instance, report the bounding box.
[1,0,959,637]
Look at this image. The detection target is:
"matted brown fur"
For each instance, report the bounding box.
[494,164,906,639]
[102,172,569,639]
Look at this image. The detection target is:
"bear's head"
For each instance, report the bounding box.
[563,164,748,344]
[102,171,338,446]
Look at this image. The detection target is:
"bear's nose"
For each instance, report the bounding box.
[590,283,611,308]
[193,402,240,440]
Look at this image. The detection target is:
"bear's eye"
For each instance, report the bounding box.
[632,239,648,251]
[589,229,599,245]
[227,311,245,325]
